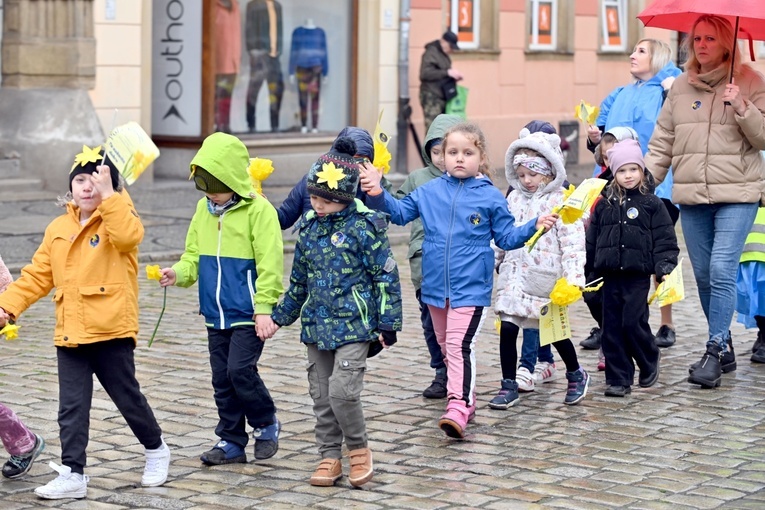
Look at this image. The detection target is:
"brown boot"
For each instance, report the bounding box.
[348,447,373,487]
[309,458,342,487]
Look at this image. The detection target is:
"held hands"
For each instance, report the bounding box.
[359,161,383,194]
[536,213,559,232]
[722,79,746,115]
[92,165,114,201]
[158,268,176,287]
[256,315,280,340]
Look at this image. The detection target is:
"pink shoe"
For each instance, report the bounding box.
[597,348,606,371]
[438,400,470,439]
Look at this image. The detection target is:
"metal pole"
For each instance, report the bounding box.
[395,0,411,174]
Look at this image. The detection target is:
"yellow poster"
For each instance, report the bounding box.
[539,301,571,346]
[104,121,160,185]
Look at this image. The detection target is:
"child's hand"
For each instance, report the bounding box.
[256,315,279,340]
[92,164,115,201]
[359,161,382,194]
[536,213,559,232]
[159,268,176,287]
[0,308,8,327]
[380,330,397,349]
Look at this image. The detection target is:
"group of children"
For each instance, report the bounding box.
[0,112,683,497]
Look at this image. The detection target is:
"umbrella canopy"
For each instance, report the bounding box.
[637,0,765,41]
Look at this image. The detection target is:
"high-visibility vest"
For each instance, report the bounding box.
[741,208,765,264]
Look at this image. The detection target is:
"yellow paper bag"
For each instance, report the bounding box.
[648,258,685,307]
[104,122,160,185]
[539,301,571,346]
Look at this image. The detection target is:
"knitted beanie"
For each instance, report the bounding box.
[306,137,359,204]
[192,167,233,194]
[69,145,120,192]
[607,139,645,172]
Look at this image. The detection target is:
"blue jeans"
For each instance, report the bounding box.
[416,289,446,372]
[518,328,554,372]
[680,202,758,350]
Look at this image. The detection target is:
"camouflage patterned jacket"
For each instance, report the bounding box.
[272,200,402,350]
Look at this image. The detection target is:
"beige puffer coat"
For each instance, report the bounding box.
[645,64,765,205]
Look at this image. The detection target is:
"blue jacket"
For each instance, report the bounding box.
[272,200,402,350]
[594,62,683,200]
[376,174,537,308]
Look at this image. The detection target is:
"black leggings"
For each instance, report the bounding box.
[499,321,580,380]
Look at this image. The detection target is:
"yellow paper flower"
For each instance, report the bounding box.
[559,207,586,225]
[315,162,347,190]
[550,278,582,307]
[373,139,392,174]
[494,316,501,335]
[71,145,102,172]
[562,183,576,200]
[0,323,20,341]
[574,100,599,125]
[248,157,275,195]
[146,265,162,281]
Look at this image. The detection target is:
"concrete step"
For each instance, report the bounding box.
[0,158,20,179]
[0,178,52,201]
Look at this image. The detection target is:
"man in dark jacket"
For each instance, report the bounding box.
[419,31,463,132]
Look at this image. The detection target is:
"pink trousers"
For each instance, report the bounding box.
[0,403,35,456]
[427,304,486,406]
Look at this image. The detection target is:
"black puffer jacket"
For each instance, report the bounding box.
[586,171,678,281]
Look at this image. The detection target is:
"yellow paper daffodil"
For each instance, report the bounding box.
[574,100,599,125]
[146,265,162,281]
[0,323,20,341]
[550,278,582,307]
[373,139,392,174]
[71,145,102,171]
[248,157,275,195]
[315,162,347,190]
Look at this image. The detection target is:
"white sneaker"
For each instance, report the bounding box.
[141,438,170,487]
[533,361,557,383]
[516,367,535,392]
[34,461,88,499]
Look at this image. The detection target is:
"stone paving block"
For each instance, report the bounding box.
[377,495,453,509]
[664,493,726,509]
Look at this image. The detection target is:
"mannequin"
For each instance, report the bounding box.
[289,18,328,133]
[245,0,285,133]
[214,0,242,133]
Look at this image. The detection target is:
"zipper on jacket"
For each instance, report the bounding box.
[216,213,226,328]
[351,285,370,328]
[444,180,464,304]
[247,269,256,314]
[378,283,388,315]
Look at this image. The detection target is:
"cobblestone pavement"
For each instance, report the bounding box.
[1,173,765,509]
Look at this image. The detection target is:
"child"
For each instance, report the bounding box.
[264,137,402,487]
[0,255,45,480]
[158,133,284,466]
[360,122,557,439]
[365,113,462,399]
[585,139,678,396]
[735,207,765,363]
[490,130,590,407]
[0,148,170,499]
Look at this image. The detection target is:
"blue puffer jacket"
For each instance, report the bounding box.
[379,174,537,308]
[272,200,403,350]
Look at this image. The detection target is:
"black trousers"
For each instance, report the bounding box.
[57,338,162,474]
[207,327,276,447]
[601,274,660,387]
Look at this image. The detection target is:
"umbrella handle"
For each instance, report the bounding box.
[724,16,742,107]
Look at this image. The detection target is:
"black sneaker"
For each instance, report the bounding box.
[751,331,764,354]
[639,351,661,388]
[689,339,736,374]
[253,420,280,460]
[579,327,602,350]
[654,325,676,348]
[752,346,765,363]
[604,385,631,397]
[200,440,247,465]
[422,373,447,399]
[2,434,45,479]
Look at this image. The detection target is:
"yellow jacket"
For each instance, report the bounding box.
[0,191,143,347]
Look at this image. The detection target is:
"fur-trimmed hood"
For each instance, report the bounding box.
[505,129,567,196]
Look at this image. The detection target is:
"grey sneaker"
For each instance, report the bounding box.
[564,368,589,405]
[488,379,519,410]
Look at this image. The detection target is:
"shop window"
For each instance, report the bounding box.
[600,0,627,52]
[152,0,352,138]
[528,0,557,51]
[447,0,498,52]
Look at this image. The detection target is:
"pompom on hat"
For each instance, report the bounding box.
[306,137,360,204]
[607,139,645,172]
[69,145,120,192]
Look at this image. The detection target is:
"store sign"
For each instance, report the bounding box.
[152,0,202,137]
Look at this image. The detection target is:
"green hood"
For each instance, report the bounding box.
[421,114,463,167]
[189,133,254,197]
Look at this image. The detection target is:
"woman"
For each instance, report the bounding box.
[645,15,765,389]
[582,39,682,351]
